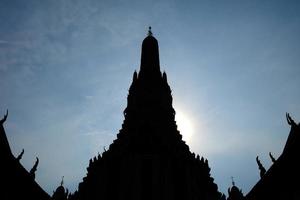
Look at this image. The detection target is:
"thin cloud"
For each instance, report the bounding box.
[0,40,28,46]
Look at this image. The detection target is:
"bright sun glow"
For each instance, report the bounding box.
[175,110,194,143]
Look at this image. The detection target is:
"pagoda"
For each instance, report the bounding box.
[70,28,223,200]
[1,27,300,200]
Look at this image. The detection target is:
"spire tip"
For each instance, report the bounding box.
[61,176,64,186]
[148,26,152,36]
[231,176,235,186]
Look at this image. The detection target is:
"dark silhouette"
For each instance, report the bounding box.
[16,148,25,161]
[256,156,266,178]
[66,27,223,200]
[269,152,276,163]
[1,28,300,200]
[61,176,64,186]
[246,113,300,200]
[0,109,8,124]
[286,113,296,126]
[52,177,69,200]
[0,110,49,200]
[0,109,11,158]
[30,157,39,179]
[227,178,244,200]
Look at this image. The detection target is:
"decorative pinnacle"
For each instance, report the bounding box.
[148,26,153,36]
[231,176,235,186]
[61,176,64,186]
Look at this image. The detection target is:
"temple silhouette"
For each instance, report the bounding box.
[1,28,299,200]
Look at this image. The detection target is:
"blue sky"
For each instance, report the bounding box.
[1,0,300,196]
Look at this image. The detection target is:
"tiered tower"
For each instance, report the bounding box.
[71,28,223,200]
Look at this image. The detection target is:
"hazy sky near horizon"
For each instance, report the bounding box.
[1,0,300,195]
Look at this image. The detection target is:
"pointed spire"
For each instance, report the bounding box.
[269,152,276,163]
[52,176,68,200]
[97,152,101,160]
[140,26,160,75]
[231,176,235,186]
[61,176,64,186]
[227,179,244,200]
[163,71,167,82]
[133,71,138,82]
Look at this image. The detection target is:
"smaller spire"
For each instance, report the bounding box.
[133,71,138,81]
[231,176,235,186]
[61,176,64,186]
[148,26,153,36]
[269,152,276,163]
[163,71,167,82]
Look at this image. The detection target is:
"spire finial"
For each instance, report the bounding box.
[148,26,152,36]
[61,176,64,186]
[231,176,235,186]
[140,26,160,73]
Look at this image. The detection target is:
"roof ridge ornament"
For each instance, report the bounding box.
[16,148,25,162]
[148,26,153,36]
[0,109,8,125]
[30,157,39,179]
[286,113,297,126]
[256,156,266,178]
